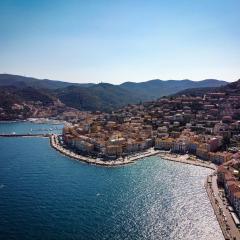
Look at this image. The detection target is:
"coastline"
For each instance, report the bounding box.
[157,152,217,170]
[50,134,217,170]
[50,134,161,166]
[50,134,230,239]
[205,175,240,240]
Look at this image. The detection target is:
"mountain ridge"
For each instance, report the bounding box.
[0,73,229,116]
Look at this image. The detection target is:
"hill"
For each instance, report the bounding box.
[173,79,240,97]
[0,74,229,114]
[120,79,227,100]
[0,86,57,120]
[0,74,93,89]
[218,79,240,94]
[56,83,141,112]
[172,87,218,97]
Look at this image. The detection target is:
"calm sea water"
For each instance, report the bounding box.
[0,122,223,240]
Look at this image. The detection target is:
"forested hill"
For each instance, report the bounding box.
[0,74,228,114]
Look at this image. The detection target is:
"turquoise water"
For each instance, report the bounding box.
[0,123,223,240]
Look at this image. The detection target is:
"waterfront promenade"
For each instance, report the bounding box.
[206,174,240,240]
[157,152,217,170]
[50,134,161,166]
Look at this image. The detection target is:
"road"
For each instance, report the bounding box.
[206,174,240,240]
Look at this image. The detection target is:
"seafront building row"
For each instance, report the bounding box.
[217,160,240,221]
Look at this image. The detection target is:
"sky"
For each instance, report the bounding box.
[0,0,239,84]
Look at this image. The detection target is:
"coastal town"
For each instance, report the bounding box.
[56,80,240,239]
[1,0,240,239]
[1,80,240,239]
[62,85,240,164]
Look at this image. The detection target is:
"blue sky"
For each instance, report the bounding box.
[0,0,239,83]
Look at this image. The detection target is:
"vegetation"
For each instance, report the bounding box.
[0,74,231,116]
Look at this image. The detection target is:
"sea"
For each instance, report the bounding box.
[0,121,224,240]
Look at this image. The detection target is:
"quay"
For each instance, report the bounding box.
[157,152,217,170]
[50,134,161,166]
[205,174,240,240]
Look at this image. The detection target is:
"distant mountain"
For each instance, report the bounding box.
[173,79,240,97]
[56,83,141,112]
[0,74,229,113]
[0,74,93,89]
[120,79,227,100]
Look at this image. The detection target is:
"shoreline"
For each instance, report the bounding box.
[50,134,217,170]
[205,175,240,240]
[157,152,217,170]
[50,134,230,239]
[50,134,161,166]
